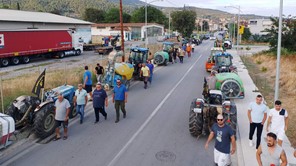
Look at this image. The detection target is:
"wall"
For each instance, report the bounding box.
[249,19,272,36]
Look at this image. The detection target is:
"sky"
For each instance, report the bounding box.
[140,0,296,17]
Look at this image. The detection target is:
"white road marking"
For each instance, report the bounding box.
[107,55,203,166]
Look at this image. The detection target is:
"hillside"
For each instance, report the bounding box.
[2,0,264,20]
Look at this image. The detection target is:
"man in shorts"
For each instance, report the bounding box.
[266,100,288,146]
[205,114,236,166]
[83,66,93,101]
[54,94,71,140]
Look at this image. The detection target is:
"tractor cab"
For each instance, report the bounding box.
[129,47,149,79]
[162,42,174,53]
[212,52,237,73]
[205,47,224,72]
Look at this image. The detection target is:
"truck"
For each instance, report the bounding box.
[0,29,83,67]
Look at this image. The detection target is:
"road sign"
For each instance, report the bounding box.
[239,25,245,35]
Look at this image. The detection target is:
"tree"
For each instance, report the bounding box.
[242,28,251,41]
[83,8,106,23]
[202,20,209,31]
[105,8,131,23]
[131,6,168,27]
[264,16,296,52]
[171,10,196,37]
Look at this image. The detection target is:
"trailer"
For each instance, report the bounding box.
[0,29,83,67]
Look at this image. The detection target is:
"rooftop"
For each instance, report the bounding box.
[92,23,164,27]
[0,9,92,25]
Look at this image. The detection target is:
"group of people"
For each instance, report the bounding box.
[205,94,292,166]
[53,64,128,140]
[168,42,195,64]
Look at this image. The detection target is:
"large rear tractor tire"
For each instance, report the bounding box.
[69,104,78,119]
[34,103,56,138]
[224,113,237,140]
[189,99,203,137]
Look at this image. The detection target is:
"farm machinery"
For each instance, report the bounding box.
[211,52,237,73]
[153,42,175,66]
[5,85,77,138]
[128,47,149,80]
[189,79,237,138]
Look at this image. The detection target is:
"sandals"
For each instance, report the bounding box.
[53,136,61,141]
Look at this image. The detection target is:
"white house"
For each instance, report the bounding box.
[0,9,92,43]
[248,19,272,36]
[91,23,164,41]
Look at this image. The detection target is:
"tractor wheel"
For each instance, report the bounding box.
[122,80,131,91]
[224,43,229,49]
[225,113,237,140]
[164,59,168,66]
[69,104,78,119]
[221,79,242,98]
[34,103,56,138]
[189,99,203,137]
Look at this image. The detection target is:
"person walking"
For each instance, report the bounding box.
[247,94,268,149]
[266,100,288,146]
[206,70,218,90]
[205,114,236,166]
[179,46,185,63]
[140,63,150,89]
[146,60,154,84]
[92,82,108,123]
[191,42,196,53]
[54,94,71,140]
[95,63,104,83]
[113,79,127,123]
[256,132,288,166]
[74,84,88,124]
[186,43,192,58]
[83,66,93,101]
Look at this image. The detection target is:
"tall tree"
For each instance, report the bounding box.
[131,6,168,27]
[83,8,106,23]
[105,8,131,23]
[264,16,296,51]
[171,10,196,37]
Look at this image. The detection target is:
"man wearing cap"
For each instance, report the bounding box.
[95,63,104,83]
[205,114,236,166]
[113,79,127,123]
[74,84,88,124]
[54,94,71,140]
[92,82,108,123]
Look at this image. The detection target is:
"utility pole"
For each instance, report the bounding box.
[119,0,125,62]
[275,0,283,100]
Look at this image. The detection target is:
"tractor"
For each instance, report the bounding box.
[189,79,237,138]
[153,42,175,66]
[205,47,224,72]
[128,47,149,80]
[211,52,237,73]
[215,73,245,99]
[5,85,77,138]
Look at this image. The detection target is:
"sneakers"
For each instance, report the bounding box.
[249,140,254,147]
[104,115,107,120]
[80,119,83,124]
[123,113,126,119]
[115,120,119,123]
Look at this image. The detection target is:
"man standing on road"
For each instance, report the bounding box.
[186,43,192,58]
[83,66,93,101]
[93,82,108,123]
[205,114,236,166]
[256,132,288,166]
[74,84,88,124]
[248,94,268,149]
[54,94,71,140]
[95,63,104,83]
[140,63,150,89]
[146,60,154,84]
[112,79,127,123]
[266,100,288,146]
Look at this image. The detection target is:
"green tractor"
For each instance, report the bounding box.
[128,47,149,80]
[153,42,175,66]
[215,73,245,99]
[5,85,77,138]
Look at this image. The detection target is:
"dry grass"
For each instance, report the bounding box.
[242,54,296,146]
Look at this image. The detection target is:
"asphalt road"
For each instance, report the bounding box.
[2,40,234,166]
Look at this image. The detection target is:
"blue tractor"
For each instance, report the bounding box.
[5,85,77,138]
[128,47,149,80]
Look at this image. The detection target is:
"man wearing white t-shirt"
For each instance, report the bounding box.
[248,95,268,149]
[266,100,288,146]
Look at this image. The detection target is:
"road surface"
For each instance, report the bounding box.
[1,40,236,166]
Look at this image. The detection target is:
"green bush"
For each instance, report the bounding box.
[261,67,268,72]
[256,60,262,65]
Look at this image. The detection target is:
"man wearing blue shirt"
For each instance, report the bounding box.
[112,79,128,123]
[83,66,93,101]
